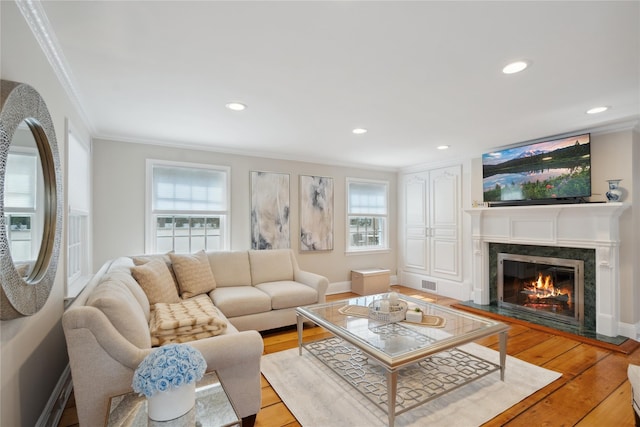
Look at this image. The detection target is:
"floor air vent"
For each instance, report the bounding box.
[421,280,437,291]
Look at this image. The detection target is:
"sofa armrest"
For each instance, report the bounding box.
[62,306,152,426]
[63,306,149,369]
[294,269,329,303]
[63,305,263,423]
[189,331,264,418]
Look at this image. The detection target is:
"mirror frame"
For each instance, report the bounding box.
[0,80,63,319]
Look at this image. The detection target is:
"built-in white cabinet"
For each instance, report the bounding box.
[402,165,461,281]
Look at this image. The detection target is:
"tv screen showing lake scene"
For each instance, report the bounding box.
[482,133,591,203]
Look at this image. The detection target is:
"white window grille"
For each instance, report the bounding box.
[67,211,88,283]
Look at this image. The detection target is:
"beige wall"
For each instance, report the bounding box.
[0,2,91,426]
[92,139,398,284]
[590,130,636,327]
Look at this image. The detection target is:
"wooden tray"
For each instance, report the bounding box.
[403,314,446,328]
[338,305,369,317]
[339,305,446,327]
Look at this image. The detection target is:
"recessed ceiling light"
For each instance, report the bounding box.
[437,145,450,150]
[502,61,529,74]
[225,102,246,111]
[352,128,368,135]
[586,106,609,114]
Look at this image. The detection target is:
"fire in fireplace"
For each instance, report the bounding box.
[498,253,584,326]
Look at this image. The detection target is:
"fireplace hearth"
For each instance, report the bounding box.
[498,253,584,326]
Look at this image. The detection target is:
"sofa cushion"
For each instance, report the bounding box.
[87,280,151,348]
[15,263,29,277]
[102,271,151,321]
[131,259,181,304]
[207,251,252,287]
[255,281,318,309]
[210,287,272,318]
[170,251,217,298]
[150,294,227,346]
[248,249,294,285]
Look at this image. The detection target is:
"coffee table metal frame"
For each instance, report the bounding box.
[296,294,509,427]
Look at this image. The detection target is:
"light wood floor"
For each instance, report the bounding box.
[59,286,640,427]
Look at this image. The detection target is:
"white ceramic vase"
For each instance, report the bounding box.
[605,179,623,202]
[147,382,196,421]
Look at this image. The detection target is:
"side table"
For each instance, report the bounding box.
[105,371,241,427]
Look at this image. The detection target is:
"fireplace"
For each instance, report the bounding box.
[466,203,629,338]
[497,253,584,326]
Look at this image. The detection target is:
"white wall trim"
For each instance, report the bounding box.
[400,271,472,302]
[16,0,95,132]
[327,275,399,296]
[35,364,72,427]
[327,280,351,295]
[618,321,640,342]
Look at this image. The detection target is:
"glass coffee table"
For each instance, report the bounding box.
[296,294,509,427]
[105,371,240,427]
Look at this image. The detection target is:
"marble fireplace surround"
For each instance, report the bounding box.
[466,203,629,338]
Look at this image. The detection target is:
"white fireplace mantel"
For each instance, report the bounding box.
[465,202,630,337]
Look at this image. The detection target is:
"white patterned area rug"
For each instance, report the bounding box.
[261,338,561,427]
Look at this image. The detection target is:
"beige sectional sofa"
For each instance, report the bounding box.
[208,249,328,331]
[62,248,328,427]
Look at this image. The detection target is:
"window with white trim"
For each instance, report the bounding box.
[4,150,40,262]
[66,127,92,298]
[346,178,389,252]
[67,211,88,283]
[147,160,230,254]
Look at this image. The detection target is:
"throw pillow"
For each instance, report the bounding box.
[131,258,181,305]
[131,253,179,293]
[170,250,217,298]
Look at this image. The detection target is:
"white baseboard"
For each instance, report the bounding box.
[36,364,72,427]
[327,276,399,296]
[327,281,351,294]
[399,271,472,301]
[618,321,640,340]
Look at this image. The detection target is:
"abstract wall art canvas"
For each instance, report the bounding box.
[299,175,334,251]
[250,171,290,249]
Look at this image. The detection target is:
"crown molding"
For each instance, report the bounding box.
[16,0,95,133]
[587,116,640,137]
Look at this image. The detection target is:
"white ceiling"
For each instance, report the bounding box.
[36,1,640,170]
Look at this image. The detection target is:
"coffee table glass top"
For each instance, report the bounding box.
[297,293,509,367]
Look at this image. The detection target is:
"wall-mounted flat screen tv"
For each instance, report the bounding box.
[482,133,591,205]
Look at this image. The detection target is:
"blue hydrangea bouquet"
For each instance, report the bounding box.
[132,344,207,398]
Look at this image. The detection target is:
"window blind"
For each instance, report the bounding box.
[152,165,227,211]
[5,152,37,210]
[348,182,387,215]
